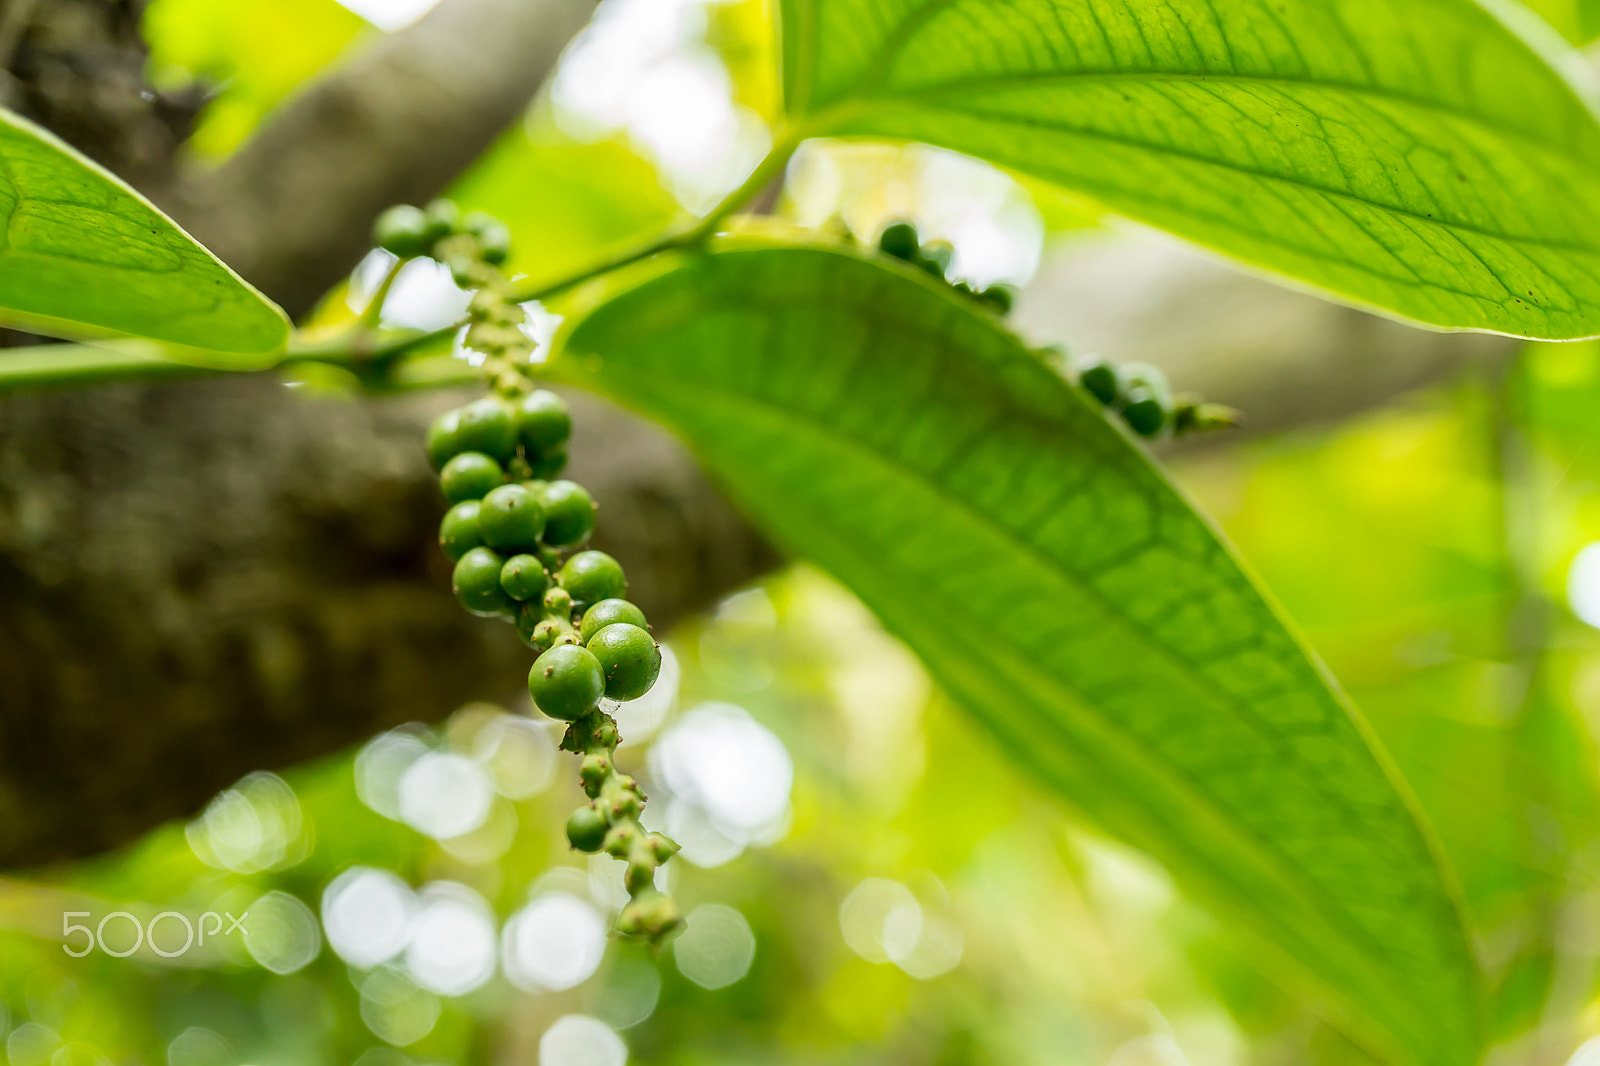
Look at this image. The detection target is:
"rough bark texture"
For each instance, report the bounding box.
[0,379,775,865]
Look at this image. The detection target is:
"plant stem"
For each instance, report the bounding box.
[0,131,805,393]
[357,255,410,331]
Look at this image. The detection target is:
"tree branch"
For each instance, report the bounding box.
[164,0,601,320]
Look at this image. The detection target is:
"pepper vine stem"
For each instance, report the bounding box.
[0,129,805,393]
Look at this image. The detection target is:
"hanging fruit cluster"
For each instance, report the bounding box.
[376,200,684,944]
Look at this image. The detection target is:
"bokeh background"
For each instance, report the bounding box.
[5,0,1600,1064]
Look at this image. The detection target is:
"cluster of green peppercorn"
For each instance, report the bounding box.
[376,201,684,943]
[870,217,1235,441]
[875,219,1019,315]
[1075,358,1238,440]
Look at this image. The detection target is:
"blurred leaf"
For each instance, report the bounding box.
[143,0,367,159]
[564,240,1483,1065]
[780,0,1600,338]
[0,110,289,356]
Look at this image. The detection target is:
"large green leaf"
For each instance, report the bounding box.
[0,109,288,356]
[564,242,1483,1064]
[781,0,1600,339]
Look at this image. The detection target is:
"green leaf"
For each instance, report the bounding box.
[0,109,288,357]
[564,242,1483,1065]
[781,0,1600,339]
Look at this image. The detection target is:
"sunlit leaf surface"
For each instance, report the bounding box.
[0,109,288,355]
[565,242,1484,1064]
[783,0,1600,339]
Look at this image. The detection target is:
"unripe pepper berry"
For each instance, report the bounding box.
[516,390,572,453]
[538,480,596,549]
[1121,387,1169,438]
[499,554,549,601]
[588,622,661,701]
[916,240,953,278]
[528,644,606,721]
[439,500,485,562]
[439,452,504,504]
[878,220,918,261]
[425,408,467,471]
[527,450,567,480]
[1078,361,1119,406]
[979,283,1017,314]
[565,806,609,853]
[422,198,460,244]
[374,204,431,259]
[453,546,512,617]
[559,550,627,606]
[477,483,546,552]
[454,397,518,463]
[579,598,649,643]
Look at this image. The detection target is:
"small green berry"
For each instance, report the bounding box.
[453,546,512,617]
[539,480,597,549]
[374,204,430,259]
[543,585,574,618]
[474,219,512,266]
[566,806,609,852]
[979,283,1017,314]
[1121,388,1169,438]
[516,390,572,453]
[1116,362,1171,407]
[527,450,567,479]
[579,598,649,643]
[602,822,640,859]
[646,832,680,864]
[514,604,545,648]
[617,889,683,941]
[439,500,484,562]
[1079,361,1119,406]
[528,644,606,721]
[477,483,546,552]
[439,452,504,503]
[878,220,918,260]
[423,198,460,243]
[500,554,549,601]
[916,240,953,277]
[425,408,467,471]
[559,550,626,605]
[625,854,656,893]
[454,397,517,462]
[588,622,661,701]
[579,752,611,796]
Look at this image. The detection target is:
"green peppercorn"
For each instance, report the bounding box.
[423,198,460,244]
[425,408,467,471]
[617,889,682,940]
[514,603,545,648]
[646,832,680,863]
[1121,387,1169,438]
[452,396,518,462]
[1079,361,1119,406]
[469,217,512,267]
[499,554,549,601]
[588,622,661,701]
[916,240,953,278]
[1116,362,1171,407]
[539,480,597,549]
[439,500,484,562]
[374,204,431,259]
[527,450,567,480]
[979,283,1017,314]
[878,220,918,261]
[565,806,609,852]
[579,752,611,796]
[579,598,649,643]
[517,390,572,453]
[625,854,656,892]
[439,452,504,503]
[453,546,512,617]
[559,550,626,605]
[477,483,546,552]
[543,585,574,618]
[528,644,606,720]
